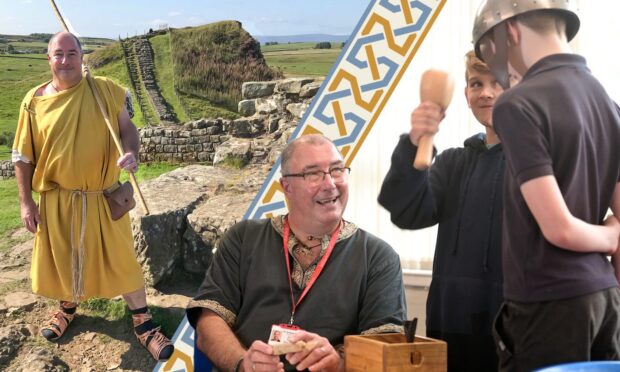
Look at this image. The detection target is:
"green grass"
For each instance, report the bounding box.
[81,298,129,320]
[149,34,188,123]
[9,41,48,49]
[263,45,342,77]
[261,42,319,52]
[178,92,240,120]
[119,162,180,183]
[0,55,50,139]
[88,41,123,67]
[0,178,23,251]
[81,297,183,337]
[0,146,10,160]
[91,56,147,128]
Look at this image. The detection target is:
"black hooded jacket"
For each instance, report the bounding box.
[378,133,504,370]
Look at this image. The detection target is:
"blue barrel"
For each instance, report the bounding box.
[534,361,620,372]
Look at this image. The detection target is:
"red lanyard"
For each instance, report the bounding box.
[283,218,341,325]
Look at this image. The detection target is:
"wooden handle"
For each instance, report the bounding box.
[84,65,150,215]
[49,0,149,216]
[414,135,435,170]
[413,69,455,170]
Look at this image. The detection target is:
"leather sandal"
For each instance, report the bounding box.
[133,313,174,361]
[41,309,75,340]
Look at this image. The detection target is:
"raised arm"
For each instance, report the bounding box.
[379,102,453,229]
[520,176,619,254]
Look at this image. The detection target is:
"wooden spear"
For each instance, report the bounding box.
[48,0,149,215]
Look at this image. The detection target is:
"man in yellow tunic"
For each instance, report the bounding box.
[12,31,173,361]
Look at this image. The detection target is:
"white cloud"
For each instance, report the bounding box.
[22,0,32,3]
[168,11,181,17]
[149,18,169,25]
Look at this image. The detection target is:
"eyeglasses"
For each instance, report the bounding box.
[283,167,350,185]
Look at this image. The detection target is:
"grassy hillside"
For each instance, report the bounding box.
[262,42,342,77]
[89,42,147,127]
[149,34,189,123]
[171,21,283,112]
[0,55,50,160]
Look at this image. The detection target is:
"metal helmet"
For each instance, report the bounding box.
[472,0,580,60]
[471,0,579,89]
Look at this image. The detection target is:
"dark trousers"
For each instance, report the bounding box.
[427,331,498,372]
[493,287,620,372]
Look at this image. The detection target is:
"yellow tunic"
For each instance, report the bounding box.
[13,76,144,301]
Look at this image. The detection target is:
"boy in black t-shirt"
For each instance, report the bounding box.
[472,1,620,371]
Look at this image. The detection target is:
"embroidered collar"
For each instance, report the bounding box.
[271,214,357,255]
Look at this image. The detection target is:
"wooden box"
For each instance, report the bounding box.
[344,333,447,372]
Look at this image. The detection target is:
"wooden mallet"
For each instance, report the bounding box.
[413,69,455,170]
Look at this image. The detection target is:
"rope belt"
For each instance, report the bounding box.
[52,183,119,302]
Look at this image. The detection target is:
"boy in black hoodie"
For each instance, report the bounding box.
[379,51,510,372]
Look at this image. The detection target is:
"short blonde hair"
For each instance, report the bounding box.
[516,9,567,39]
[465,50,491,82]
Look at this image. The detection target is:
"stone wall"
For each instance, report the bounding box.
[134,37,177,124]
[139,119,229,163]
[0,160,14,179]
[139,77,322,166]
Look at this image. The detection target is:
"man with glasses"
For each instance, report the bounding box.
[187,134,406,372]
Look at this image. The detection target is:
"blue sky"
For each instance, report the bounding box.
[0,0,368,38]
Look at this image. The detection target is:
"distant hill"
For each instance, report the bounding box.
[255,34,349,45]
[88,20,281,124]
[171,21,282,111]
[0,33,114,54]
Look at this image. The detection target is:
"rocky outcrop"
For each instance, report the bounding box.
[241,81,276,99]
[130,164,269,285]
[182,181,259,275]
